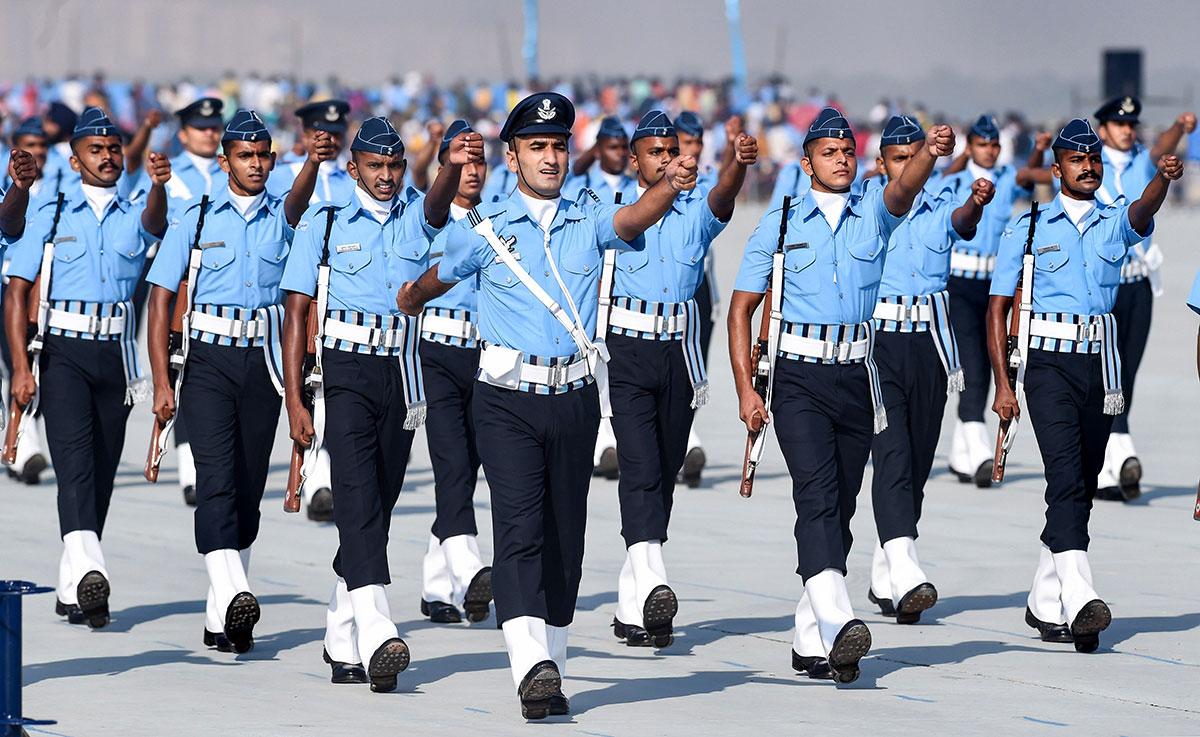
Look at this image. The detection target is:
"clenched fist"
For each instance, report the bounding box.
[6,150,38,191]
[446,131,484,166]
[724,115,744,142]
[664,154,698,192]
[146,151,172,186]
[307,130,338,164]
[970,178,995,206]
[1177,112,1197,134]
[925,124,955,158]
[1158,154,1184,181]
[1034,131,1053,150]
[732,133,758,166]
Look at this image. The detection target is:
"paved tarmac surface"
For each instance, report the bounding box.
[7,203,1200,736]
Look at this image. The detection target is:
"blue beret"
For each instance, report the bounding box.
[674,111,704,137]
[1052,118,1102,153]
[804,107,854,147]
[969,114,1000,141]
[71,106,119,142]
[47,102,77,138]
[630,110,676,145]
[439,119,473,162]
[597,116,627,141]
[880,114,924,148]
[296,100,349,133]
[222,109,272,143]
[499,92,574,143]
[1094,95,1140,124]
[175,97,223,129]
[349,116,403,157]
[12,116,46,142]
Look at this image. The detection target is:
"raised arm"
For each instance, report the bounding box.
[285,131,336,226]
[707,133,757,221]
[883,125,955,216]
[0,150,38,239]
[942,148,969,176]
[1128,154,1184,234]
[124,109,163,174]
[1149,112,1197,162]
[1015,131,1053,189]
[140,152,171,236]
[950,178,996,239]
[570,141,599,177]
[410,120,445,193]
[425,131,483,229]
[613,154,697,241]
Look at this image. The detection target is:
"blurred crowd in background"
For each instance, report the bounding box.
[4,71,1200,202]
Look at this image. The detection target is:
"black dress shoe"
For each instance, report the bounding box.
[17,453,47,485]
[548,693,570,716]
[55,599,86,625]
[641,585,678,648]
[517,660,562,720]
[612,618,651,646]
[895,583,938,625]
[463,567,493,623]
[420,599,462,624]
[1024,607,1073,643]
[973,460,994,488]
[791,650,833,680]
[1118,458,1142,501]
[367,638,410,693]
[593,447,619,480]
[1070,599,1111,654]
[323,648,368,684]
[827,620,872,684]
[203,628,234,652]
[867,588,897,617]
[307,487,334,522]
[76,571,110,629]
[224,592,261,654]
[1095,485,1125,502]
[679,447,705,488]
[183,485,197,506]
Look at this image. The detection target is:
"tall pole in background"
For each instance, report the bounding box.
[523,0,539,86]
[725,0,749,111]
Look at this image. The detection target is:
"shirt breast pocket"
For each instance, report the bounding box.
[330,249,373,277]
[618,248,649,274]
[482,262,521,290]
[52,240,86,264]
[1095,240,1127,287]
[257,240,290,286]
[560,247,600,278]
[1034,247,1069,274]
[392,236,430,264]
[201,246,236,273]
[783,246,820,296]
[673,240,706,269]
[115,238,148,279]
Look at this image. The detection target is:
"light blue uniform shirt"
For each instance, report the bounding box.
[1187,269,1200,315]
[135,152,227,213]
[437,192,643,357]
[146,188,293,308]
[8,184,157,302]
[267,160,356,206]
[734,185,902,325]
[769,161,812,209]
[878,183,965,298]
[563,165,637,205]
[481,163,518,204]
[695,166,719,195]
[612,188,726,303]
[989,195,1152,315]
[942,164,1030,258]
[281,185,438,315]
[427,207,478,313]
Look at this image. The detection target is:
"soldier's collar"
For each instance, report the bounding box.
[796,188,861,222]
[211,186,277,217]
[505,190,585,226]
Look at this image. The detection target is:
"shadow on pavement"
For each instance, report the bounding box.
[568,669,797,715]
[102,593,322,633]
[24,648,236,685]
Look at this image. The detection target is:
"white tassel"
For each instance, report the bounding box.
[946,369,965,395]
[1103,391,1124,416]
[126,377,153,406]
[403,402,427,431]
[873,404,888,435]
[690,381,709,410]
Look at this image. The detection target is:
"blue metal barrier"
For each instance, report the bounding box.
[1,581,55,737]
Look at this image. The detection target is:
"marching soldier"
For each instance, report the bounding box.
[1022,97,1196,501]
[396,92,694,718]
[941,115,1042,487]
[988,119,1181,653]
[419,119,494,625]
[865,115,994,625]
[281,116,480,690]
[145,109,326,654]
[729,108,954,683]
[604,110,756,648]
[564,116,637,205]
[268,100,355,206]
[4,107,171,628]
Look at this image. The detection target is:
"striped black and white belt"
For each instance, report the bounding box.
[607,296,708,408]
[1029,312,1123,415]
[872,291,964,393]
[421,307,479,349]
[949,248,995,279]
[776,320,886,433]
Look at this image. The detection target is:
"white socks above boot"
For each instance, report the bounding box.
[422,534,486,608]
[303,449,332,505]
[870,544,891,603]
[59,530,108,605]
[502,616,552,688]
[615,541,670,628]
[546,624,568,676]
[325,577,359,664]
[349,584,399,665]
[686,425,702,453]
[177,441,196,491]
[803,569,855,652]
[422,534,454,605]
[792,589,826,657]
[1052,549,1100,625]
[594,419,616,465]
[1027,545,1067,624]
[204,549,251,629]
[882,537,928,605]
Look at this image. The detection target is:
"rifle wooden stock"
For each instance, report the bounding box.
[2,400,23,465]
[144,418,165,482]
[739,337,768,498]
[284,443,304,513]
[144,288,188,484]
[1193,482,1200,521]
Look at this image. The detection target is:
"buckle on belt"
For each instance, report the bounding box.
[823,340,852,362]
[86,315,101,334]
[546,363,568,387]
[233,319,249,339]
[1083,321,1101,341]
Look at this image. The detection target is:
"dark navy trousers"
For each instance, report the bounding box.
[948,276,991,423]
[323,350,416,590]
[608,333,694,547]
[420,340,482,541]
[772,357,874,581]
[1110,279,1152,434]
[1024,350,1112,552]
[474,381,599,627]
[40,336,131,538]
[870,330,948,544]
[180,340,281,554]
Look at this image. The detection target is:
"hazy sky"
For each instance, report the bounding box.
[1,0,1196,121]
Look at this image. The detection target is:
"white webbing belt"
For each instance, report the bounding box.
[950,251,995,274]
[519,356,592,387]
[421,313,475,341]
[777,333,871,362]
[189,310,266,340]
[608,307,687,335]
[46,309,127,336]
[871,301,933,324]
[1029,318,1104,342]
[469,212,612,416]
[323,319,409,349]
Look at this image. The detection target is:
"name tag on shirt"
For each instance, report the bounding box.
[784,242,810,251]
[200,241,225,250]
[53,236,77,244]
[336,242,361,253]
[1037,244,1060,255]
